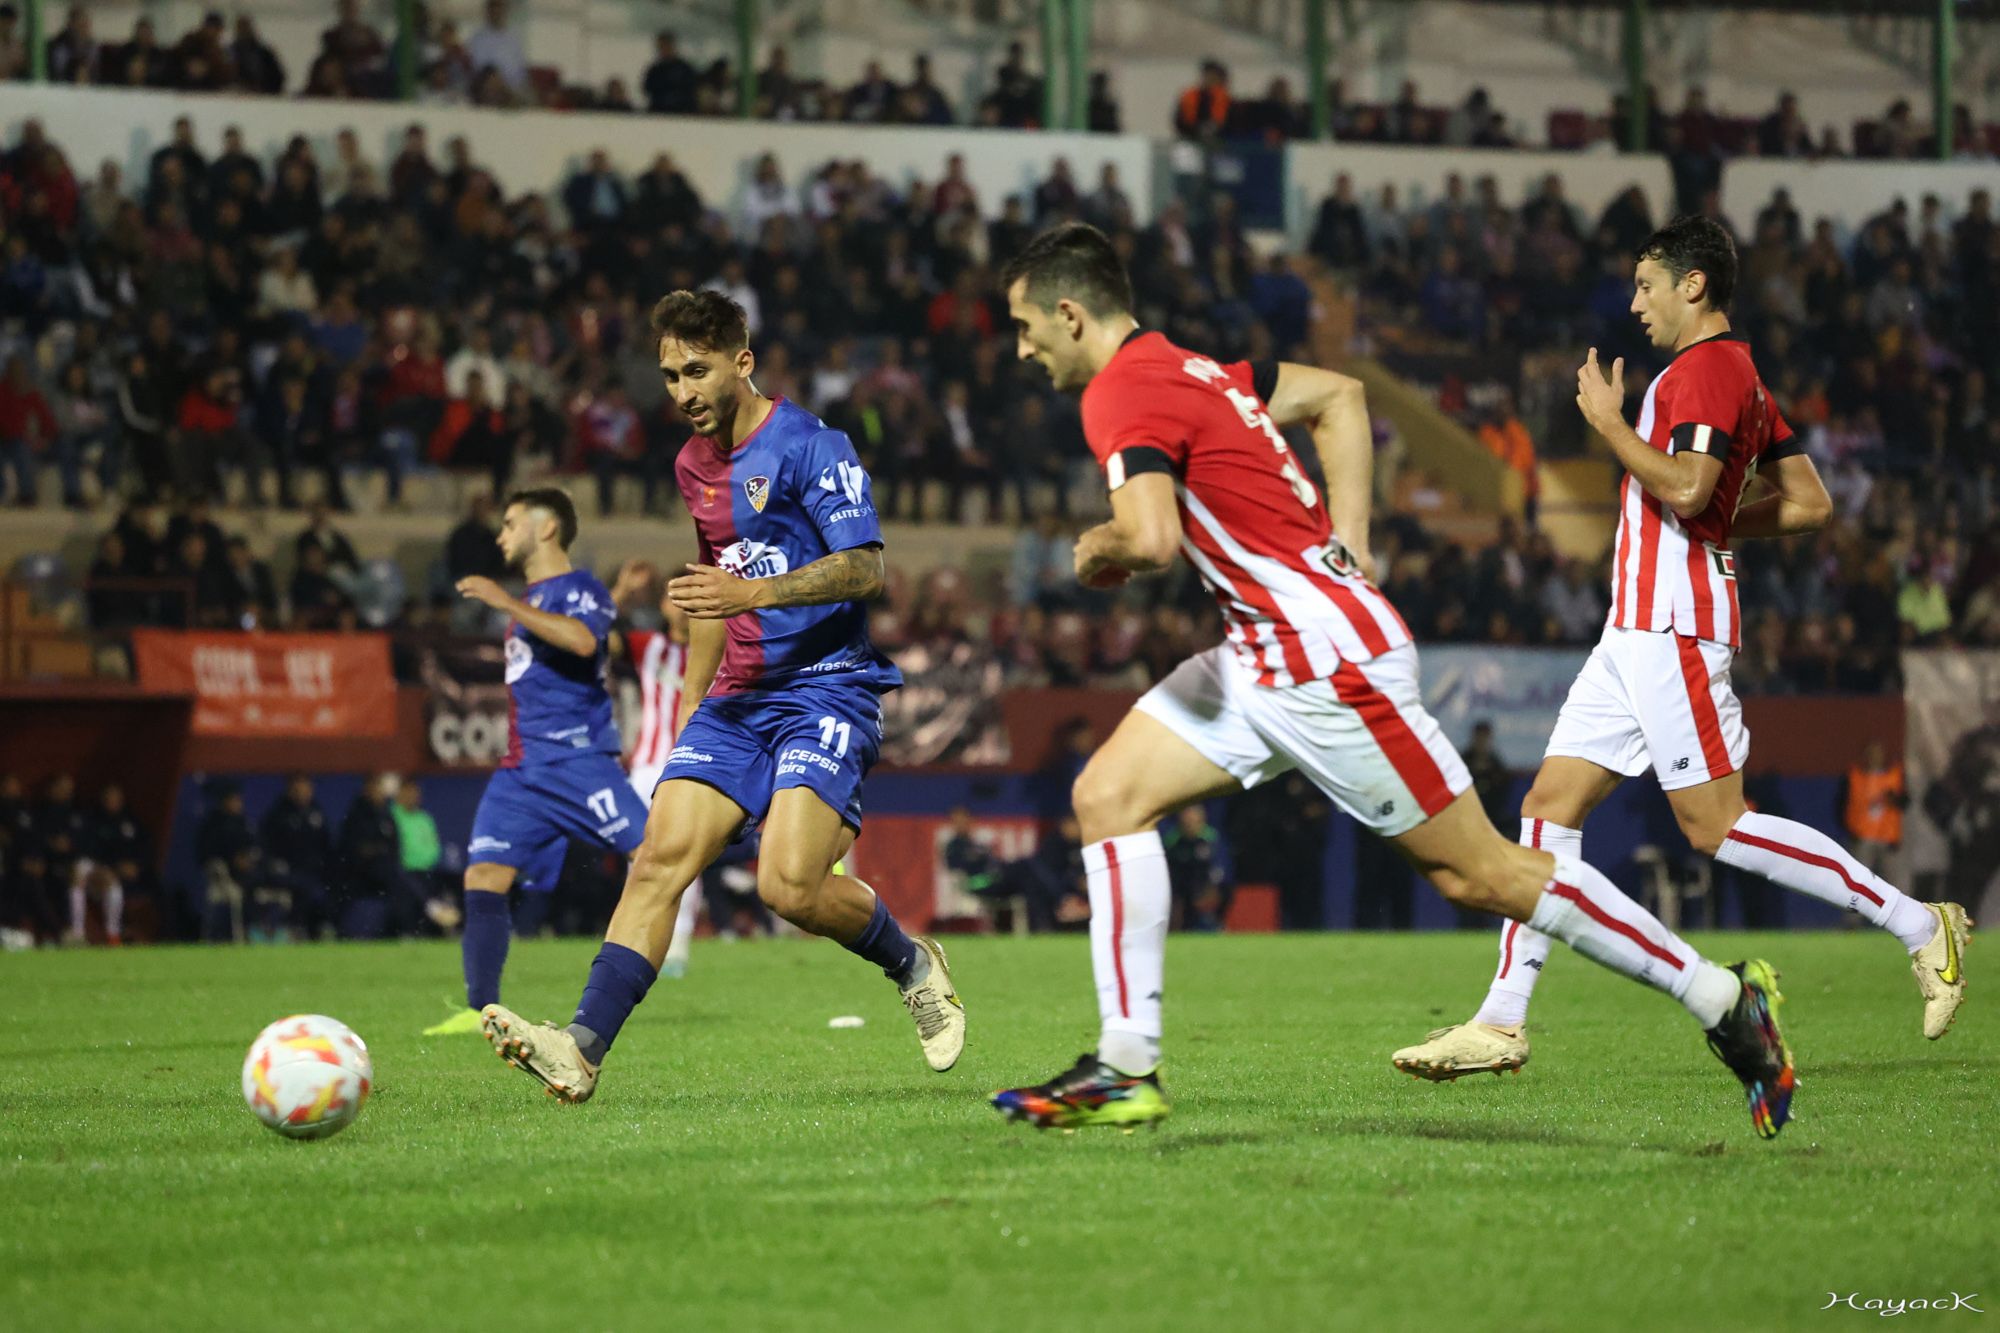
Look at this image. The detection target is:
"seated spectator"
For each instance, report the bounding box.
[230,15,283,93]
[51,359,117,509]
[46,4,99,83]
[221,536,279,627]
[1175,60,1231,138]
[290,541,356,629]
[296,501,360,580]
[644,32,698,115]
[0,355,57,507]
[260,774,335,940]
[336,775,408,939]
[904,55,954,126]
[321,0,385,93]
[171,365,266,506]
[1165,804,1231,931]
[1086,70,1121,133]
[446,492,507,582]
[195,779,259,941]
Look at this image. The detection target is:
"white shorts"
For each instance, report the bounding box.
[629,764,665,810]
[1543,627,1749,791]
[1135,643,1471,837]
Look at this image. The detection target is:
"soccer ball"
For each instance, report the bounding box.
[241,1014,373,1140]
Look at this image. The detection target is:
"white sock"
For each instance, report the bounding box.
[1471,819,1578,1027]
[665,878,700,964]
[1529,853,1740,1029]
[1715,811,1936,952]
[1084,831,1169,1075]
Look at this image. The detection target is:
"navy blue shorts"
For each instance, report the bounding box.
[662,682,883,833]
[468,754,646,892]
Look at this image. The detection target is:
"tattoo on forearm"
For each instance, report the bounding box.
[761,547,883,607]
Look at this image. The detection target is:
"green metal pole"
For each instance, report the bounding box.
[25,0,46,82]
[395,0,418,101]
[1622,0,1648,152]
[1068,0,1093,130]
[1307,0,1330,140]
[1041,0,1065,131]
[1936,0,1956,159]
[737,0,759,119]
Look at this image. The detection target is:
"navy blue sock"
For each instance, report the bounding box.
[567,942,657,1063]
[462,890,511,1010]
[846,896,919,983]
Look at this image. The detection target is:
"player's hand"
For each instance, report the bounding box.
[1074,545,1131,589]
[1575,347,1625,430]
[668,563,763,619]
[455,576,512,611]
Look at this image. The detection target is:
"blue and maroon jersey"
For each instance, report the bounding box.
[674,397,901,696]
[502,568,621,767]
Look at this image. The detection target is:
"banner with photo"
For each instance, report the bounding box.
[878,640,1012,768]
[1419,645,1589,771]
[415,638,512,767]
[131,630,395,737]
[1902,650,2000,919]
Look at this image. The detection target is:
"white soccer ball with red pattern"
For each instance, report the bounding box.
[241,1014,373,1140]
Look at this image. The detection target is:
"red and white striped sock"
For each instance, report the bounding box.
[1528,853,1741,1029]
[1471,818,1577,1027]
[1715,811,1936,952]
[1083,831,1169,1075]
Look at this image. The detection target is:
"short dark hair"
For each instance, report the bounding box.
[1637,215,1737,312]
[1000,221,1133,318]
[650,288,749,352]
[506,487,579,549]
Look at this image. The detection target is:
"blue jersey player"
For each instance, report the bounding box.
[479,291,966,1103]
[424,488,644,1037]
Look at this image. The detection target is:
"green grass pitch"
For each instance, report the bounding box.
[3,931,1993,1331]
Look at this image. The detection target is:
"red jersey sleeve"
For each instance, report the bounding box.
[1662,347,1753,463]
[1080,362,1190,490]
[672,449,718,564]
[1764,404,1804,461]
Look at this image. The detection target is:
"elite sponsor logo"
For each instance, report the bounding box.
[503,635,531,684]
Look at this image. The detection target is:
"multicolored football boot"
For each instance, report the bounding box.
[1704,959,1795,1140]
[991,1053,1169,1131]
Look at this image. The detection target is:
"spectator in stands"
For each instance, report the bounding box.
[172,10,232,91]
[942,805,1000,900]
[984,40,1040,128]
[446,492,506,582]
[1841,739,1905,891]
[563,149,628,233]
[109,16,171,88]
[295,500,360,581]
[1174,59,1231,139]
[0,355,56,507]
[336,774,405,939]
[229,15,282,93]
[0,6,23,81]
[1086,70,1121,134]
[644,31,698,115]
[253,774,329,939]
[221,536,278,627]
[195,779,259,940]
[2,773,61,943]
[45,4,97,82]
[82,784,152,943]
[1238,76,1307,144]
[1898,558,1952,642]
[905,55,954,126]
[1758,91,1811,159]
[1165,804,1230,931]
[289,540,354,628]
[390,779,456,932]
[320,0,385,94]
[51,359,115,509]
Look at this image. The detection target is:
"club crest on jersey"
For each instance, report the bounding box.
[745,475,771,512]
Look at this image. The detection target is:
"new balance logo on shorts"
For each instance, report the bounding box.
[1674,757,1691,771]
[1375,799,1396,819]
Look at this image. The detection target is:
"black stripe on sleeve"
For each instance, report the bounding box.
[1115,445,1177,482]
[1250,360,1279,403]
[1670,422,1733,464]
[1763,431,1805,462]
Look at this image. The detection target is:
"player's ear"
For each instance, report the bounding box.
[1057,297,1086,340]
[735,345,755,377]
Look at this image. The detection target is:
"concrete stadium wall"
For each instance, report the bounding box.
[1285,141,1675,244]
[1722,157,2000,241]
[2,84,1158,225]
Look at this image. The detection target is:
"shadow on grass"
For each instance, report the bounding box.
[1313,1114,1742,1157]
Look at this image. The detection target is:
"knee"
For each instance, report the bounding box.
[464,864,512,894]
[1675,808,1738,859]
[755,862,819,921]
[1071,762,1156,843]
[629,832,697,895]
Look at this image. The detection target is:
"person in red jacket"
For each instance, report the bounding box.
[0,355,57,506]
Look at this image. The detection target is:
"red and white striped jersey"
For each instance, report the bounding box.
[1608,333,1798,648]
[623,629,687,772]
[1080,331,1410,688]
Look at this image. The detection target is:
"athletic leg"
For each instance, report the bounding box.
[1470,757,1621,1029]
[461,861,516,1008]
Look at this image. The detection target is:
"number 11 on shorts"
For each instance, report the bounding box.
[817,716,852,757]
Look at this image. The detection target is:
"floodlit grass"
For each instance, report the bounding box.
[2,931,1993,1331]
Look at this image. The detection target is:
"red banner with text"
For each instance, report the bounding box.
[131,630,397,737]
